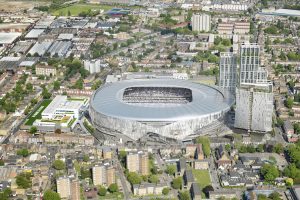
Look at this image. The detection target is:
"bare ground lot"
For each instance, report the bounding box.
[0,0,49,12]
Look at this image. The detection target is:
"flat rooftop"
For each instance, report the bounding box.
[0,32,21,44]
[43,95,85,115]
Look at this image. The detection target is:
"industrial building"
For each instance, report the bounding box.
[0,32,22,47]
[47,41,72,57]
[28,41,53,56]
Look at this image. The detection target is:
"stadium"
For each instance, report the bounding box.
[89,79,234,141]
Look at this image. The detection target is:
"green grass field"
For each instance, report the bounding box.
[99,192,124,200]
[192,169,211,198]
[25,99,52,126]
[51,3,113,16]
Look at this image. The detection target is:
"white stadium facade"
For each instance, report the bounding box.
[89,79,234,141]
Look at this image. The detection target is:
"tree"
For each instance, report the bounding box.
[285,177,294,186]
[203,185,214,196]
[276,117,284,127]
[53,81,61,90]
[17,149,29,157]
[269,192,281,200]
[148,174,159,184]
[91,80,102,90]
[53,160,65,170]
[273,143,284,154]
[108,183,119,193]
[285,98,294,109]
[113,43,118,50]
[83,155,89,162]
[55,129,61,134]
[225,144,231,152]
[42,87,51,99]
[74,78,84,90]
[0,188,12,200]
[165,165,176,176]
[162,187,169,195]
[29,126,37,134]
[179,190,191,200]
[171,177,182,189]
[257,144,264,152]
[260,164,279,182]
[26,83,33,91]
[16,173,32,189]
[0,160,4,166]
[151,166,159,175]
[284,163,300,179]
[43,190,61,200]
[98,186,107,196]
[80,167,91,179]
[127,172,142,185]
[195,136,211,157]
[257,194,268,200]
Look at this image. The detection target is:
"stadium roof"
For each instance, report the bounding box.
[91,79,234,121]
[260,9,300,16]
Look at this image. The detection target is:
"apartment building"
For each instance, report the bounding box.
[219,52,237,92]
[92,164,115,186]
[126,151,149,176]
[191,14,211,32]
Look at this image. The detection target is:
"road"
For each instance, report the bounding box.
[154,153,177,198]
[114,158,132,200]
[208,155,220,190]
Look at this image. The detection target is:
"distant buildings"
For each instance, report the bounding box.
[126,151,149,176]
[83,60,108,73]
[217,21,250,35]
[35,64,57,76]
[191,14,211,32]
[92,164,115,186]
[219,52,237,92]
[44,133,94,145]
[133,183,167,196]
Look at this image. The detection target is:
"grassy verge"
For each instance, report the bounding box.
[68,118,77,128]
[83,119,95,133]
[25,99,52,126]
[99,192,124,200]
[192,169,211,198]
